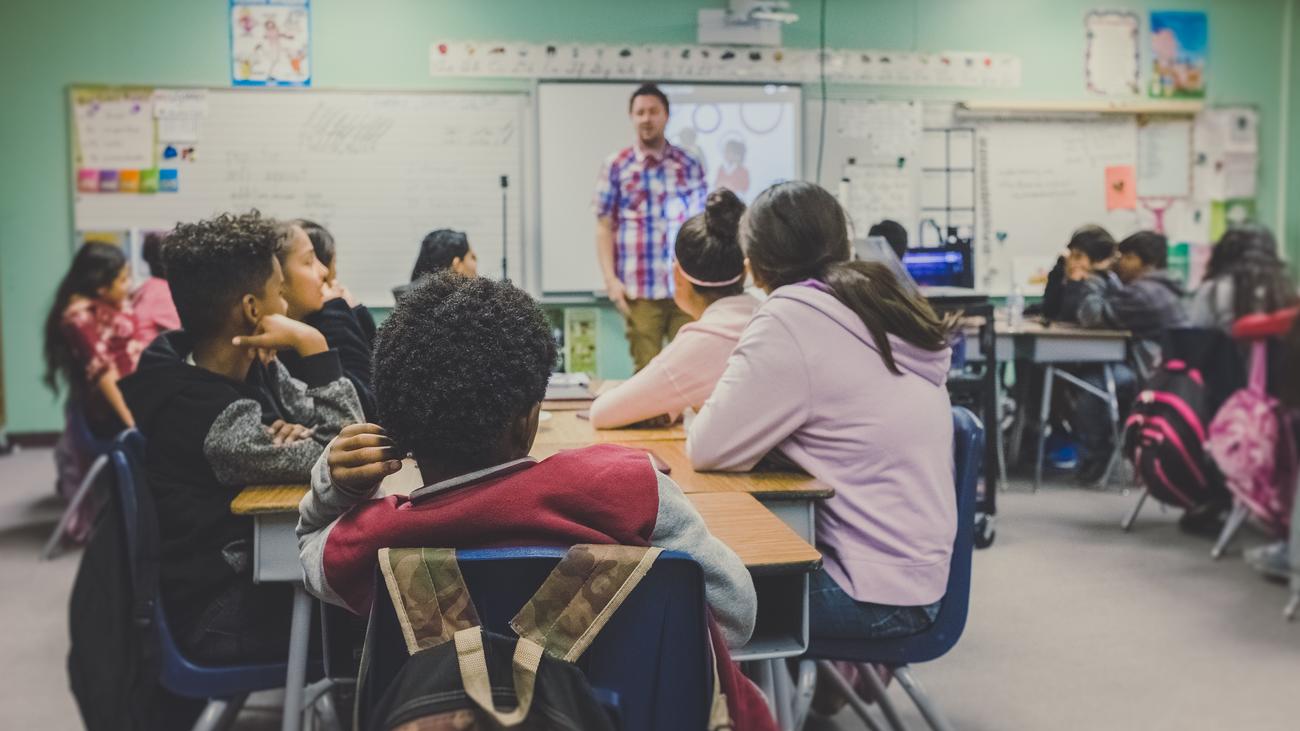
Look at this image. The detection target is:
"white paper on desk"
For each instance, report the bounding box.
[1137,118,1192,197]
[1085,11,1140,95]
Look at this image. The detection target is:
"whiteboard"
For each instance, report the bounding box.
[73,88,527,306]
[976,118,1140,293]
[538,82,801,294]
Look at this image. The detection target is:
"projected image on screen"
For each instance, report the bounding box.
[664,85,800,204]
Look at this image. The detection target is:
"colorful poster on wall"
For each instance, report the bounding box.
[231,0,311,87]
[1149,11,1207,99]
[564,308,598,376]
[1084,11,1140,95]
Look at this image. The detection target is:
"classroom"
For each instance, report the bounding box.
[2,0,1299,729]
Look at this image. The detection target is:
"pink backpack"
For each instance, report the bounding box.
[1206,341,1298,536]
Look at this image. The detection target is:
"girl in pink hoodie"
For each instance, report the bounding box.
[689,181,956,640]
[590,188,759,428]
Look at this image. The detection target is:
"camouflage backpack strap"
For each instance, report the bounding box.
[510,544,663,662]
[378,547,481,655]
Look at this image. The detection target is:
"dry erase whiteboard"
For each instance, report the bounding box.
[71,87,528,306]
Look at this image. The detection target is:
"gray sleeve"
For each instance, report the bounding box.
[203,399,329,487]
[296,442,379,607]
[269,360,364,442]
[1076,274,1117,329]
[648,467,757,648]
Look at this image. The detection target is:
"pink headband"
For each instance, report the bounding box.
[680,269,745,287]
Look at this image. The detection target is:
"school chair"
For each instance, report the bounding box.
[42,399,119,559]
[792,406,982,731]
[109,430,324,731]
[360,547,713,731]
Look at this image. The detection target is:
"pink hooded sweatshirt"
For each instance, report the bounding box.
[688,282,955,606]
[590,294,759,428]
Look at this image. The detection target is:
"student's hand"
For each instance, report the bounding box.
[327,423,404,497]
[266,419,314,447]
[1065,257,1093,282]
[322,280,358,307]
[233,313,328,357]
[605,278,630,317]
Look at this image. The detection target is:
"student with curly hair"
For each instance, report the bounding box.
[297,272,777,730]
[119,211,363,664]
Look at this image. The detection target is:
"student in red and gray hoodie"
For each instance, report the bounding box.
[296,272,775,731]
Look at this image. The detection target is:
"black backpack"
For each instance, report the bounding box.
[358,545,730,731]
[1122,358,1227,508]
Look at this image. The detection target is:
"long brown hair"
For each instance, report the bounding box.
[43,241,127,392]
[741,181,949,374]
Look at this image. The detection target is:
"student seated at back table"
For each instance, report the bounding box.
[589,188,758,428]
[687,181,956,642]
[119,211,363,665]
[275,219,379,419]
[391,228,478,302]
[1040,224,1117,322]
[1188,224,1297,331]
[296,272,777,730]
[1064,230,1189,482]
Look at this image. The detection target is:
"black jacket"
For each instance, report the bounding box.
[119,331,362,634]
[280,298,378,420]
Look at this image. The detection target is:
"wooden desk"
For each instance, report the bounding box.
[233,475,821,666]
[534,408,685,445]
[532,440,832,543]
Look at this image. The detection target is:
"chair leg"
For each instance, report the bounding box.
[41,453,109,560]
[1034,366,1055,492]
[771,659,794,730]
[855,664,908,731]
[1284,589,1300,622]
[1121,487,1149,532]
[791,660,818,731]
[894,667,955,731]
[1211,502,1250,560]
[817,661,887,731]
[190,694,248,731]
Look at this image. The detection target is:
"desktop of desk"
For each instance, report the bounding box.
[534,408,685,444]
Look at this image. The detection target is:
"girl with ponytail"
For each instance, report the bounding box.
[590,188,760,428]
[689,180,958,640]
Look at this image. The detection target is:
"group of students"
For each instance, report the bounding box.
[53,177,963,728]
[1033,222,1297,484]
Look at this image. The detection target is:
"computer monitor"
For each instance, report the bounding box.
[902,242,974,289]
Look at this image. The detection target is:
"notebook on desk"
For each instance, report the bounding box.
[546,373,594,401]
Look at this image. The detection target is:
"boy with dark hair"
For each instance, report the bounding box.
[1049,225,1117,322]
[1068,230,1188,482]
[120,210,363,663]
[867,219,909,261]
[298,272,773,728]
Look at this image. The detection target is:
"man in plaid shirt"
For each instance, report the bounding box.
[594,83,707,371]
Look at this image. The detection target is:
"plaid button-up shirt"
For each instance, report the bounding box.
[593,142,707,300]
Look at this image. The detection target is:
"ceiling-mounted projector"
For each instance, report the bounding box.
[698,1,799,47]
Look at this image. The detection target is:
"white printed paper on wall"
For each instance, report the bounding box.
[231,1,311,87]
[1085,11,1141,95]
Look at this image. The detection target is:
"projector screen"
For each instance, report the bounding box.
[538,82,802,293]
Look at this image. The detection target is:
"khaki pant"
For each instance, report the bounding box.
[625,298,692,372]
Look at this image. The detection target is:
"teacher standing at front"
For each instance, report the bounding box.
[594,83,707,371]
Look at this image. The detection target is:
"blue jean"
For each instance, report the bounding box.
[809,568,941,640]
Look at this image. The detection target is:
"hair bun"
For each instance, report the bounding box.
[704,188,745,244]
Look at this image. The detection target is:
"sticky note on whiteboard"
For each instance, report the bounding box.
[1105,165,1136,210]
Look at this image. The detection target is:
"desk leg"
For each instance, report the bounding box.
[1100,363,1122,488]
[281,584,312,731]
[1034,366,1055,492]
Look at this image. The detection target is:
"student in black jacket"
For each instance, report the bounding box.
[276,221,378,419]
[119,211,363,664]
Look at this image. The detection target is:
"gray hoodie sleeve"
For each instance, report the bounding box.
[296,441,378,607]
[649,467,757,648]
[267,355,363,443]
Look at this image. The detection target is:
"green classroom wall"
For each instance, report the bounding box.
[1,0,1296,433]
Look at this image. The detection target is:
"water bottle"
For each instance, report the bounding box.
[1007,283,1025,330]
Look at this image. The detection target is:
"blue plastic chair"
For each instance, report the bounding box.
[361,547,713,731]
[109,430,307,731]
[795,406,983,731]
[42,400,120,559]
